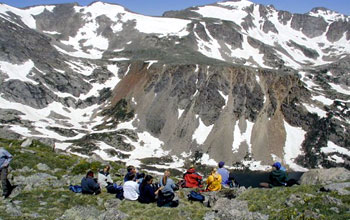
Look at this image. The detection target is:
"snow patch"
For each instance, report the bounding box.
[218,90,228,107]
[43,30,61,35]
[192,118,214,145]
[178,109,185,119]
[146,60,158,69]
[327,155,344,163]
[241,160,271,171]
[304,104,327,118]
[329,83,350,96]
[232,120,254,154]
[0,5,55,29]
[55,142,72,151]
[200,153,217,166]
[0,60,38,85]
[194,23,224,61]
[312,95,334,106]
[321,141,350,157]
[283,121,308,171]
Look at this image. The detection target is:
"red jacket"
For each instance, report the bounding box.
[183,168,203,188]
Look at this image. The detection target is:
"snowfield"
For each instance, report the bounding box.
[0,0,349,172]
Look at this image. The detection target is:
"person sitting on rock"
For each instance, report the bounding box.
[157,170,179,207]
[123,173,140,201]
[183,165,203,188]
[0,147,14,199]
[217,161,230,187]
[159,170,178,195]
[98,165,113,188]
[81,170,101,195]
[206,168,222,191]
[138,175,163,204]
[260,162,287,188]
[124,165,144,183]
[98,165,121,194]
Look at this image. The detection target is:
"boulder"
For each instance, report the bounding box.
[14,173,58,190]
[59,206,101,220]
[322,182,350,195]
[5,203,22,217]
[21,138,33,148]
[205,198,269,220]
[98,209,128,220]
[36,163,50,171]
[104,199,122,210]
[299,168,350,185]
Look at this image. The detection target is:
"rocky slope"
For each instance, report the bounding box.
[0,0,349,172]
[0,138,350,220]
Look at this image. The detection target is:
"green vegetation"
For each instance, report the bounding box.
[119,192,209,220]
[0,137,349,220]
[239,185,350,220]
[1,138,76,173]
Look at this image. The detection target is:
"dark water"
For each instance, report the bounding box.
[231,171,304,188]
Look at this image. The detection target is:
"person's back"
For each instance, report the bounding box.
[0,147,13,198]
[269,169,287,187]
[123,174,139,200]
[81,171,101,195]
[183,167,203,188]
[138,175,162,204]
[217,161,229,186]
[159,170,177,195]
[260,162,287,188]
[138,184,156,203]
[207,169,222,191]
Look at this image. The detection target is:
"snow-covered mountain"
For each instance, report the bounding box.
[0,0,349,172]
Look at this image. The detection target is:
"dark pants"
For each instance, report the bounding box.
[1,166,12,197]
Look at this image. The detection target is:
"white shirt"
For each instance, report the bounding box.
[123,181,139,200]
[97,172,113,187]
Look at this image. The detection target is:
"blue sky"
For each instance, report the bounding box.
[1,0,349,16]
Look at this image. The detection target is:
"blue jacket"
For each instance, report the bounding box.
[217,168,229,185]
[159,177,176,195]
[81,177,100,194]
[138,184,156,203]
[0,148,12,169]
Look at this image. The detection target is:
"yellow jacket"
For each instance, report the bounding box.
[206,173,222,191]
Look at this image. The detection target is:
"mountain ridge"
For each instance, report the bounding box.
[0,0,349,172]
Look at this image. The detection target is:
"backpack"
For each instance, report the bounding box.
[69,185,82,193]
[157,191,175,207]
[106,183,123,194]
[187,191,205,203]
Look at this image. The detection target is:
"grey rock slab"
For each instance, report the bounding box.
[98,209,128,220]
[21,138,33,148]
[36,163,50,171]
[300,168,350,185]
[58,206,101,220]
[323,182,350,195]
[208,198,269,220]
[5,202,22,217]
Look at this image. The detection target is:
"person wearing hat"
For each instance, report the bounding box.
[260,162,287,188]
[217,161,229,187]
[182,165,203,188]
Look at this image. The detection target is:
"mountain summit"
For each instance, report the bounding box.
[0,0,349,172]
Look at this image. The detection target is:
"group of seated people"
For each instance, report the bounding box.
[80,161,291,204]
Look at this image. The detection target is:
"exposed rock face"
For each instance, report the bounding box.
[0,0,349,171]
[300,168,350,185]
[205,198,269,220]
